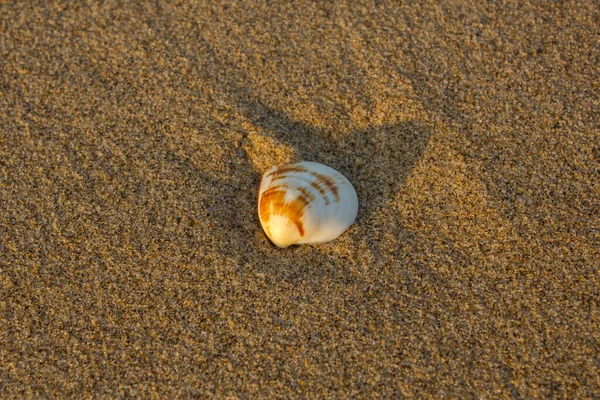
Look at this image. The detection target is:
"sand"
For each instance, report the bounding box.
[1,0,598,398]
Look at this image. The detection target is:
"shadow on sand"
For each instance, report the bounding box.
[208,97,432,282]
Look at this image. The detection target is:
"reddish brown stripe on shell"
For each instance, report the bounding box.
[313,172,339,202]
[259,187,308,237]
[269,165,341,203]
[297,185,315,202]
[266,165,309,178]
[309,180,329,204]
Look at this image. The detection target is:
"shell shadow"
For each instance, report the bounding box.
[239,99,431,227]
[180,40,430,281]
[236,99,431,281]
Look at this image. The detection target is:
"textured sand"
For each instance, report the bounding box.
[1,1,598,398]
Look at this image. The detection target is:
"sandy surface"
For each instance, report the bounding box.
[1,0,598,398]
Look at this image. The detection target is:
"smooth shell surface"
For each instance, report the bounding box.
[257,161,358,248]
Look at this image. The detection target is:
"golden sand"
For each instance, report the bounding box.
[1,1,598,397]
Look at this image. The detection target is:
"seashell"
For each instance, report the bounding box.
[257,161,358,248]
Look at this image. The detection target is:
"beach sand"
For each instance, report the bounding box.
[1,1,598,397]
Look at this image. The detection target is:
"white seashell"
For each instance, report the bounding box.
[257,161,358,248]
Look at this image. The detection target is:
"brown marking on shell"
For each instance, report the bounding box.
[297,185,315,202]
[259,186,308,237]
[309,180,329,204]
[267,165,309,178]
[314,173,340,202]
[266,163,340,204]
